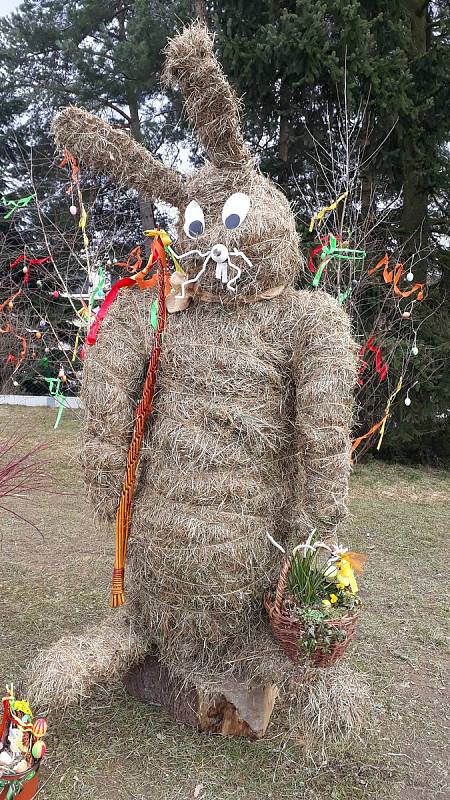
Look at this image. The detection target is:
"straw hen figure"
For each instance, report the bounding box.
[27,24,357,720]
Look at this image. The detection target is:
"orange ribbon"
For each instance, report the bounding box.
[368,254,425,300]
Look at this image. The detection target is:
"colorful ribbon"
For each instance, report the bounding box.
[358,336,388,385]
[351,377,403,460]
[0,255,51,312]
[310,234,366,287]
[115,246,144,273]
[1,194,35,220]
[85,234,171,348]
[1,325,27,370]
[59,149,80,193]
[368,254,425,301]
[44,378,66,429]
[309,191,348,232]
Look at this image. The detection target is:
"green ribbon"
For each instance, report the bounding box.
[150,298,158,330]
[312,235,366,288]
[44,377,66,429]
[0,769,36,800]
[89,268,106,311]
[338,286,352,304]
[1,195,35,220]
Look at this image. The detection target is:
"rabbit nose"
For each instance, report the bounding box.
[211,244,229,263]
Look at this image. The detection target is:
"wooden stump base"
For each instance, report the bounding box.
[123,654,278,739]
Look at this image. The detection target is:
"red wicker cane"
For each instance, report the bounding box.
[110,238,168,608]
[263,554,359,668]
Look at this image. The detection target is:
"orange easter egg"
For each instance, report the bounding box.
[32,718,47,738]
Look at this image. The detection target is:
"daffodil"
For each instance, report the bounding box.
[324,563,338,578]
[336,558,358,593]
[330,593,338,604]
[322,599,331,608]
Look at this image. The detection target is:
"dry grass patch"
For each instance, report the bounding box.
[1,407,448,799]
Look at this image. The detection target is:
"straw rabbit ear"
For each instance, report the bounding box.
[51,107,187,208]
[162,22,251,168]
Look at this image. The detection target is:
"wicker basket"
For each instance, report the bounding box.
[264,554,359,668]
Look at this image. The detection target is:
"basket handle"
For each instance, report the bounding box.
[274,555,292,615]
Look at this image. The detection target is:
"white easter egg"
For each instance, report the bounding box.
[406,272,414,282]
[411,346,419,356]
[404,397,411,406]
[69,205,78,215]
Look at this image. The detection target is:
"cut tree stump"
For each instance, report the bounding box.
[123,654,278,739]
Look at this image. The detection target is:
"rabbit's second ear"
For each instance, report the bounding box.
[163,22,251,169]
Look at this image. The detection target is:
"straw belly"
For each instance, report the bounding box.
[126,304,295,616]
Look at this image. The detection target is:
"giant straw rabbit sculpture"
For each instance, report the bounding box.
[27,23,358,732]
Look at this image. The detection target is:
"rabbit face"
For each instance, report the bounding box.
[174,166,302,296]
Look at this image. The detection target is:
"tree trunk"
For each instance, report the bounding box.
[116,3,155,250]
[278,81,290,191]
[399,0,430,278]
[124,653,278,739]
[127,93,156,249]
[192,0,207,22]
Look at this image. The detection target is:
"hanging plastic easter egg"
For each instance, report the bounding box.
[70,205,78,216]
[44,347,50,354]
[52,290,60,299]
[36,280,43,288]
[39,319,46,329]
[404,397,411,407]
[411,346,419,356]
[23,266,28,274]
[31,740,46,759]
[7,301,13,310]
[35,331,42,340]
[402,311,411,318]
[406,271,414,282]
[32,718,48,739]
[12,380,19,387]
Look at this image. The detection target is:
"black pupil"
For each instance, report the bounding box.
[188,220,204,237]
[224,213,240,229]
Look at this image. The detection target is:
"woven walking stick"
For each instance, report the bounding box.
[110,237,168,608]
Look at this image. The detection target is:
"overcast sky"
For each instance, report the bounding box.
[0,0,22,15]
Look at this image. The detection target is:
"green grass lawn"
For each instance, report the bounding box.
[0,406,448,800]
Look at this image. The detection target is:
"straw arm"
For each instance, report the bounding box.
[292,290,358,542]
[52,106,186,207]
[80,291,155,525]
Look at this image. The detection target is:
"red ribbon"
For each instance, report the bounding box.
[85,277,135,346]
[308,234,343,274]
[358,336,388,385]
[85,236,169,348]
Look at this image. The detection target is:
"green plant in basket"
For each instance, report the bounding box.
[268,530,367,661]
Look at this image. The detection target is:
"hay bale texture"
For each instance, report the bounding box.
[27,23,361,731]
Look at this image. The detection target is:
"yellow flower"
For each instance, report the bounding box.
[336,558,358,594]
[322,599,331,608]
[12,700,32,718]
[330,593,338,604]
[336,581,345,589]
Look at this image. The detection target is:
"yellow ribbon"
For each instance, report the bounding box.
[377,376,403,450]
[309,191,349,232]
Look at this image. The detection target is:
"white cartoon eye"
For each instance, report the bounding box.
[184,200,205,239]
[222,193,250,230]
